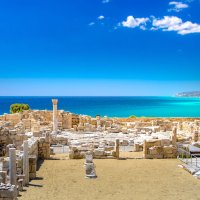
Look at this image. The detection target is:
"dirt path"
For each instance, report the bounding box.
[19,157,200,200]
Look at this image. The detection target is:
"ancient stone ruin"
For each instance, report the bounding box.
[0,99,200,199]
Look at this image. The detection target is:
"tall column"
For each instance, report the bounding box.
[115,139,120,159]
[172,126,177,146]
[52,99,58,133]
[23,140,29,185]
[9,148,16,185]
[143,140,148,159]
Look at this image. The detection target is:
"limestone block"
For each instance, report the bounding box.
[0,183,18,199]
[104,146,114,151]
[161,139,171,147]
[0,171,7,183]
[93,149,105,156]
[108,141,115,146]
[149,146,163,155]
[134,143,140,152]
[163,146,173,154]
[121,140,129,146]
[146,140,161,148]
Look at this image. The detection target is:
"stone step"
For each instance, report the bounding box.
[182,164,199,175]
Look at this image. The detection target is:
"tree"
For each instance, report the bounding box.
[129,115,137,118]
[10,104,30,114]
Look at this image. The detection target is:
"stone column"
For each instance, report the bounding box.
[23,140,29,185]
[190,125,194,134]
[85,152,97,179]
[52,99,58,133]
[172,127,177,146]
[143,140,148,159]
[115,139,120,159]
[192,131,199,142]
[134,143,140,152]
[179,122,183,131]
[9,148,17,185]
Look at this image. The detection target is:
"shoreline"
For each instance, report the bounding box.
[1,110,200,119]
[0,96,200,117]
[1,109,200,119]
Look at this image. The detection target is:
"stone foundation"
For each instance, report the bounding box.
[143,139,177,159]
[29,156,37,180]
[38,138,50,159]
[0,183,18,200]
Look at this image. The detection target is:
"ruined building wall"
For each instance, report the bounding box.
[143,139,177,159]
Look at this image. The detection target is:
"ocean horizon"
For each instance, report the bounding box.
[0,96,200,118]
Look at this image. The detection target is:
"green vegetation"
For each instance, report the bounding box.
[129,115,137,118]
[10,103,30,114]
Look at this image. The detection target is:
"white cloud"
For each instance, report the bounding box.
[121,16,149,29]
[152,16,200,35]
[102,0,110,3]
[88,22,95,26]
[168,1,189,12]
[98,15,105,20]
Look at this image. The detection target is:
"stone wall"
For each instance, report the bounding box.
[0,183,18,200]
[69,140,118,159]
[143,139,177,159]
[0,113,22,127]
[29,156,37,180]
[38,137,50,159]
[50,135,68,145]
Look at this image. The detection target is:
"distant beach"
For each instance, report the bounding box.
[0,96,200,117]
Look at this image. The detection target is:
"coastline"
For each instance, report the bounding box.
[0,96,200,117]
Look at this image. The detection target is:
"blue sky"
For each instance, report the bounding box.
[0,0,200,96]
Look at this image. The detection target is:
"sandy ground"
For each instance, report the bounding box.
[19,154,200,200]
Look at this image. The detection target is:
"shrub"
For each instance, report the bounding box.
[10,103,30,114]
[129,115,137,118]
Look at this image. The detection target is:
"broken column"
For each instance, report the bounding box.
[52,99,58,133]
[0,171,7,184]
[85,152,97,179]
[192,130,199,142]
[115,139,120,159]
[143,140,148,159]
[179,122,183,131]
[134,143,140,152]
[9,148,17,186]
[172,127,177,146]
[23,140,29,185]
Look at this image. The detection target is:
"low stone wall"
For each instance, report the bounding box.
[51,135,68,145]
[27,137,38,158]
[29,156,37,180]
[134,143,143,152]
[38,138,50,159]
[69,146,117,159]
[0,183,18,200]
[69,140,118,159]
[0,158,9,173]
[143,139,177,159]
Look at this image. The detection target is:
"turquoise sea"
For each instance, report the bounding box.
[0,96,200,117]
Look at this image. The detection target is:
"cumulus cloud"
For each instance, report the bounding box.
[119,15,200,35]
[168,1,189,12]
[88,22,95,26]
[152,16,200,35]
[98,15,105,20]
[102,0,110,3]
[121,16,149,29]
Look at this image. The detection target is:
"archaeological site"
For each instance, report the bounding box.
[0,99,200,200]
